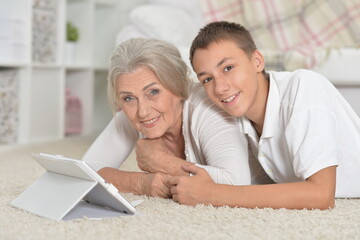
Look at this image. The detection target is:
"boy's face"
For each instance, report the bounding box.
[192,40,264,118]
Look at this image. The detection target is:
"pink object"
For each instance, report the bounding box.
[65,88,82,135]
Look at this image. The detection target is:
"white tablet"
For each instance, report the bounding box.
[11,153,136,221]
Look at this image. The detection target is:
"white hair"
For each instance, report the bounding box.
[107,38,193,112]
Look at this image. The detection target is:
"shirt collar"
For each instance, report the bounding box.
[238,72,281,140]
[261,71,280,139]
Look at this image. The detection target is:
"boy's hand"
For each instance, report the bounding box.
[167,165,216,206]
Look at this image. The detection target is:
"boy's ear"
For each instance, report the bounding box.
[252,50,265,72]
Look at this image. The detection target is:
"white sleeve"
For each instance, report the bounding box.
[286,107,339,180]
[191,103,251,185]
[82,111,139,171]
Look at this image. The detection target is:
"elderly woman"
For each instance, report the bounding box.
[82,38,253,198]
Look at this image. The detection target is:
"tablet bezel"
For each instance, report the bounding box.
[32,153,136,215]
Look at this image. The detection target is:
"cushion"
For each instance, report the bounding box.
[115,24,150,45]
[200,0,244,23]
[149,0,204,26]
[130,4,199,47]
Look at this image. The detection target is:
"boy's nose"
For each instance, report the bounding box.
[214,79,230,94]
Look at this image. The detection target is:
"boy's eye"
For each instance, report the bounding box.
[203,77,212,84]
[224,66,233,72]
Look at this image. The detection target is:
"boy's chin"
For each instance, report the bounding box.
[223,108,243,118]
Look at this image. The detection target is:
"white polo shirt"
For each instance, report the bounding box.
[238,69,360,197]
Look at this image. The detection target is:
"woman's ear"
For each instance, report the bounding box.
[252,50,265,73]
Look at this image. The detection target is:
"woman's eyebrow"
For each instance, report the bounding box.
[143,82,158,91]
[118,90,132,96]
[118,82,159,95]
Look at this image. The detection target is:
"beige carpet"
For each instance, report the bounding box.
[1,136,360,240]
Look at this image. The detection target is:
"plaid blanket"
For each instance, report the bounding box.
[200,0,360,70]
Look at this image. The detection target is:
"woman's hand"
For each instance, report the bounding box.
[136,138,170,173]
[98,167,171,198]
[141,172,172,198]
[167,165,216,206]
[136,138,192,176]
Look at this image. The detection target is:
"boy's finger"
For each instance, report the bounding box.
[182,164,202,175]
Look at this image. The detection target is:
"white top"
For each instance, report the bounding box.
[83,84,251,185]
[238,69,360,197]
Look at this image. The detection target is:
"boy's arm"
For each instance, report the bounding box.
[168,165,336,210]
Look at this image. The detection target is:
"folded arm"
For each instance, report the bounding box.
[98,167,171,198]
[82,112,171,198]
[168,165,336,210]
[136,107,251,185]
[82,112,138,171]
[136,138,194,176]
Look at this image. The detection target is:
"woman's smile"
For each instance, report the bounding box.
[117,66,184,139]
[141,116,160,128]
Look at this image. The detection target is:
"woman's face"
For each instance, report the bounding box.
[116,66,183,139]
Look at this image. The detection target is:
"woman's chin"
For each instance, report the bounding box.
[141,131,164,139]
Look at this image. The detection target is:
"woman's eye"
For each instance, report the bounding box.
[123,96,133,102]
[150,89,160,95]
[203,77,212,84]
[224,66,233,72]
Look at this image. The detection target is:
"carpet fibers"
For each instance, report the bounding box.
[1,137,360,240]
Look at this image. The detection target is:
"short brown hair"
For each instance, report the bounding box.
[190,21,259,66]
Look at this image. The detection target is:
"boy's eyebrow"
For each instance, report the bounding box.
[197,57,233,77]
[118,82,158,95]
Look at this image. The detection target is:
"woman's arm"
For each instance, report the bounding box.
[135,126,250,185]
[135,90,251,185]
[168,165,336,210]
[82,111,138,171]
[82,112,172,198]
[189,95,251,185]
[135,138,194,176]
[98,167,171,198]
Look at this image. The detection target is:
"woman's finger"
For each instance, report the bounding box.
[172,193,178,202]
[163,185,171,198]
[170,186,177,195]
[167,176,179,187]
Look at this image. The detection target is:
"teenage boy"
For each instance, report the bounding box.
[167,21,360,210]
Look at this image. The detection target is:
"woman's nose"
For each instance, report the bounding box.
[137,99,151,118]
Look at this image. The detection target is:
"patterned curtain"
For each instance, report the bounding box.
[201,0,360,70]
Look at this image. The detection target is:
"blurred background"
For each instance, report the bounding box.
[0,0,359,146]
